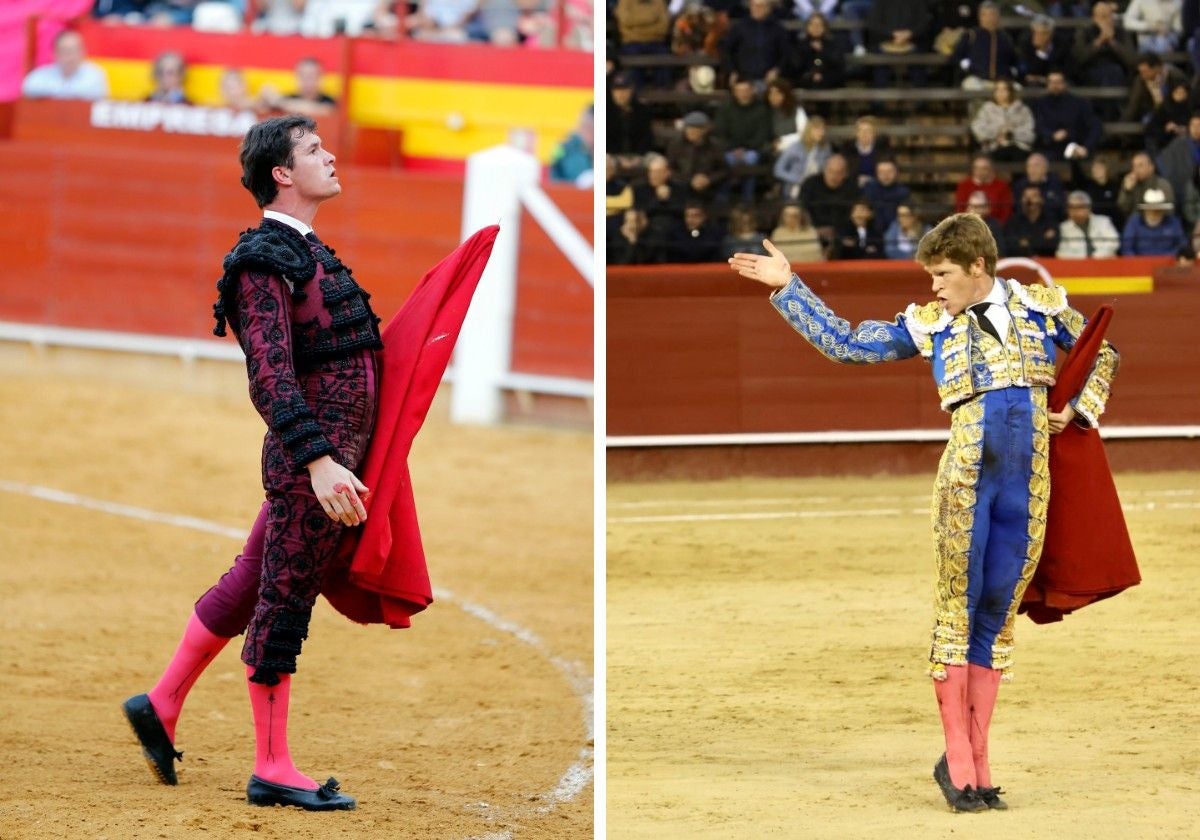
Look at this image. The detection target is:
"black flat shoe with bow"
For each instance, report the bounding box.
[246,776,357,811]
[976,785,1009,809]
[122,693,183,786]
[933,754,988,813]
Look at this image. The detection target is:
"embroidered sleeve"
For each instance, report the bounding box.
[1049,304,1120,428]
[235,270,336,468]
[769,274,920,364]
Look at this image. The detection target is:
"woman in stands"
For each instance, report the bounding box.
[971,78,1035,162]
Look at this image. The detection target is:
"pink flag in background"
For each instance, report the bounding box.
[0,1,94,102]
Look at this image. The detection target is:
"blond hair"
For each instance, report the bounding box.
[915,212,998,276]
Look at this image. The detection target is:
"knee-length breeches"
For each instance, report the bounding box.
[192,351,376,685]
[928,386,1049,681]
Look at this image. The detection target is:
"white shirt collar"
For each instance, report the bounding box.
[969,278,1012,341]
[263,209,313,237]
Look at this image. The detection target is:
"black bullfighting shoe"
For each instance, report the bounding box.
[121,693,183,785]
[976,785,1009,810]
[246,776,357,811]
[933,753,987,813]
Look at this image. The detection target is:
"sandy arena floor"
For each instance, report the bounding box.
[0,346,592,839]
[608,469,1200,839]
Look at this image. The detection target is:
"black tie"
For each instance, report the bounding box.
[970,302,1002,344]
[1082,223,1094,257]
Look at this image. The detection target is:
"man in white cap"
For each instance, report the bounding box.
[1120,187,1187,255]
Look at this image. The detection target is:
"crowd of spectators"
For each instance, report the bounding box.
[607,0,1200,265]
[87,1,592,47]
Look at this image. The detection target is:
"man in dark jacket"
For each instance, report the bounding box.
[1124,52,1191,124]
[721,0,790,84]
[608,71,654,166]
[1073,0,1137,118]
[862,158,911,232]
[669,202,725,263]
[800,153,862,235]
[952,2,1019,88]
[866,0,933,87]
[713,79,773,204]
[1029,71,1102,161]
[1004,185,1060,256]
[1017,15,1070,88]
[665,110,729,205]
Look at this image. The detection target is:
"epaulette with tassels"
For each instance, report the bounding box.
[212,221,318,337]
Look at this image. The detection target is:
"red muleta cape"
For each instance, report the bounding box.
[1019,304,1141,624]
[322,225,499,628]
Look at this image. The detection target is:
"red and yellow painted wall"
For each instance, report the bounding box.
[69,20,593,170]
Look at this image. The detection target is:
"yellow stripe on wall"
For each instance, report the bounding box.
[93,58,589,163]
[1055,276,1154,295]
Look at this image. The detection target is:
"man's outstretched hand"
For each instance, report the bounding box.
[728,239,793,289]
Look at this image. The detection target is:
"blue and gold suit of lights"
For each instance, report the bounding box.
[770,275,1119,680]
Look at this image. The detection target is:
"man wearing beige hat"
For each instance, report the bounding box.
[1120,187,1187,255]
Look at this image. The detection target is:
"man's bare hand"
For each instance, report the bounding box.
[307,455,369,526]
[1048,405,1077,434]
[728,239,793,288]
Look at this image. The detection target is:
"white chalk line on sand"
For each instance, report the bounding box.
[609,499,1200,525]
[0,479,592,821]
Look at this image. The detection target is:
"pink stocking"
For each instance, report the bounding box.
[146,611,231,743]
[246,666,317,789]
[934,664,976,789]
[967,663,1003,787]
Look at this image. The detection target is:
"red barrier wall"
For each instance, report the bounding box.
[607,261,1199,475]
[0,132,592,381]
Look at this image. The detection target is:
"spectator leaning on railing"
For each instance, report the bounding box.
[22,29,109,101]
[1056,190,1121,257]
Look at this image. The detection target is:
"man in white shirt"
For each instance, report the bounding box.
[1057,190,1121,258]
[21,30,109,101]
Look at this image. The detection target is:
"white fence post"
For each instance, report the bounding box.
[454,145,541,425]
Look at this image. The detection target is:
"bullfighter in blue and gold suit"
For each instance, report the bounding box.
[729,213,1118,813]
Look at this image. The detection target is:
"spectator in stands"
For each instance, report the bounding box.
[1121,187,1187,253]
[21,30,108,101]
[666,110,729,205]
[670,202,724,263]
[1004,185,1060,256]
[1057,190,1121,256]
[614,0,671,87]
[1155,112,1200,207]
[722,0,791,85]
[403,0,480,42]
[790,11,845,95]
[966,190,1007,250]
[800,153,861,236]
[884,204,931,260]
[774,115,831,202]
[840,116,892,188]
[971,77,1035,162]
[1118,149,1176,217]
[146,51,190,104]
[251,0,305,36]
[606,155,634,222]
[1029,70,1102,160]
[609,208,656,264]
[1011,152,1067,221]
[1071,156,1124,226]
[634,153,687,242]
[1073,0,1138,117]
[1146,79,1192,151]
[862,158,910,232]
[217,68,256,111]
[955,154,1013,222]
[465,0,552,46]
[770,204,824,262]
[549,104,594,187]
[259,57,336,118]
[1124,51,1189,124]
[766,78,808,152]
[865,0,933,88]
[721,206,769,259]
[671,2,724,59]
[1123,0,1183,55]
[608,71,654,166]
[713,79,773,204]
[831,200,885,259]
[952,2,1019,93]
[1016,14,1069,88]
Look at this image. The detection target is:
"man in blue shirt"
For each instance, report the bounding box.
[21,30,109,101]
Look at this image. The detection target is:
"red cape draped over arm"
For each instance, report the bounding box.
[323,225,499,628]
[1019,304,1141,624]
